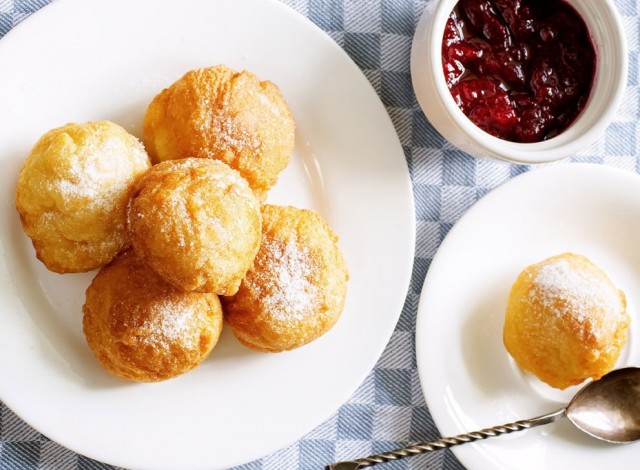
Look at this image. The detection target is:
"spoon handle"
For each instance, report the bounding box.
[325,408,565,470]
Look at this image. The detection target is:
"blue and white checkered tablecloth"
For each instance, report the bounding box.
[1,0,638,469]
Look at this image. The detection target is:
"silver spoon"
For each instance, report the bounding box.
[327,367,640,470]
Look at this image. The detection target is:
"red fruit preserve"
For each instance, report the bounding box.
[442,0,596,143]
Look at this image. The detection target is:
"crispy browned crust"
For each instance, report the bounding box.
[504,253,629,389]
[126,158,261,295]
[143,65,295,201]
[82,250,223,382]
[223,204,349,352]
[15,121,150,273]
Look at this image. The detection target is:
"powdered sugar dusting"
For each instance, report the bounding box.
[529,258,623,339]
[193,80,263,155]
[131,159,256,252]
[53,132,147,212]
[210,112,261,153]
[251,238,318,321]
[257,90,284,120]
[139,298,197,350]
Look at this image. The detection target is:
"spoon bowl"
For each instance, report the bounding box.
[327,367,640,470]
[567,367,640,443]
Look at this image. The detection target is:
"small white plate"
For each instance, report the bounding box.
[0,1,415,469]
[416,163,639,470]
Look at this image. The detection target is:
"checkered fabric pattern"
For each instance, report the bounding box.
[1,0,639,469]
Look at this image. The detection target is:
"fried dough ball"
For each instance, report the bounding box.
[223,205,349,352]
[83,250,223,382]
[504,253,629,389]
[143,65,295,200]
[15,121,150,273]
[127,158,261,295]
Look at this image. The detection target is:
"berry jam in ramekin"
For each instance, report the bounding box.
[442,0,596,143]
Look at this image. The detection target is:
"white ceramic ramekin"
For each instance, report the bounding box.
[411,0,628,164]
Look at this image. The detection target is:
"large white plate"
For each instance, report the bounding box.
[0,1,415,468]
[416,163,639,470]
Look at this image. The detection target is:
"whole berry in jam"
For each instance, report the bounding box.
[442,0,596,143]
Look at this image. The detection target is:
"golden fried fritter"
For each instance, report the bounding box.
[15,121,150,273]
[143,65,295,200]
[223,205,348,352]
[127,158,261,295]
[83,250,223,382]
[504,253,629,389]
